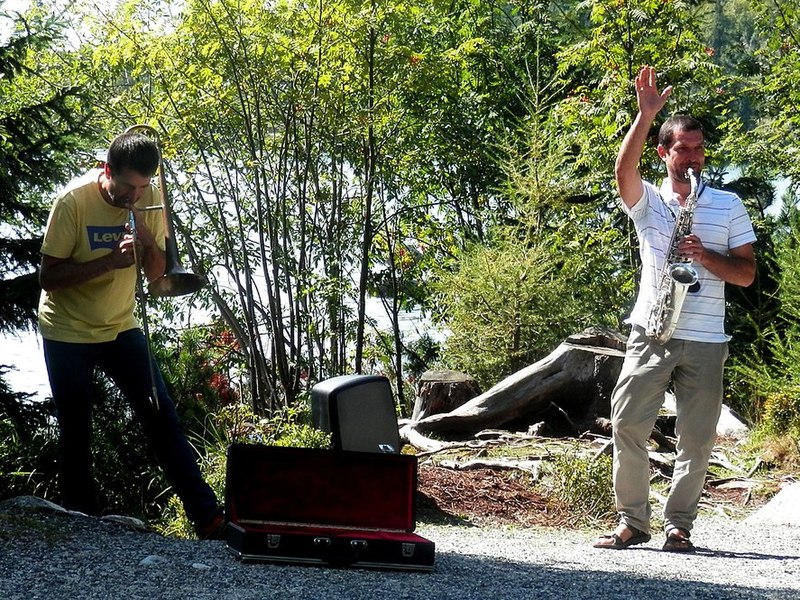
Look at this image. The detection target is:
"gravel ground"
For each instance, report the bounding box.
[1,496,798,600]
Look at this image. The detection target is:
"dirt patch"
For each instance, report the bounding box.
[416,465,573,528]
[416,464,770,529]
[701,481,771,516]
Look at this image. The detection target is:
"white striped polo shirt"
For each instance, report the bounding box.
[623,178,757,343]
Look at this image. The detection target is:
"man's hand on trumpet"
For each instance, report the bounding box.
[125,207,166,282]
[126,207,158,251]
[108,233,139,270]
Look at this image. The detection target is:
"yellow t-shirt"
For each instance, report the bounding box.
[38,169,166,343]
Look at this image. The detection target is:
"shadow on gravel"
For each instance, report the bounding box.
[209,550,800,600]
[416,551,799,600]
[635,545,800,562]
[694,548,800,561]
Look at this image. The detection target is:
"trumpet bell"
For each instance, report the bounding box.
[148,268,206,297]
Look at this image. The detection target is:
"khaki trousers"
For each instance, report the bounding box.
[610,326,728,535]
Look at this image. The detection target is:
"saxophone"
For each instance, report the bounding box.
[644,168,701,344]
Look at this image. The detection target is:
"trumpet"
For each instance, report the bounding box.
[123,124,206,297]
[128,208,161,410]
[123,124,206,409]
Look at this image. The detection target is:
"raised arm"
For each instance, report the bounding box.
[615,66,673,209]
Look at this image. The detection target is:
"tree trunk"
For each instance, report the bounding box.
[412,370,481,421]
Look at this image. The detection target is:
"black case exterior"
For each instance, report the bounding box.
[311,374,401,453]
[226,523,434,571]
[225,443,435,571]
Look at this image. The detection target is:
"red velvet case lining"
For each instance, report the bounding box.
[225,444,417,533]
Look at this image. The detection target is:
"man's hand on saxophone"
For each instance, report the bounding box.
[677,233,705,263]
[681,233,756,287]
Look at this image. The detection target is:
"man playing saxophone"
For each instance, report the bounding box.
[593,66,756,552]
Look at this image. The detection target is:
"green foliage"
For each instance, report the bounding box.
[433,110,629,387]
[434,240,566,386]
[762,391,800,437]
[0,371,58,501]
[730,0,800,181]
[404,333,441,380]
[0,8,92,333]
[151,322,241,434]
[728,207,800,431]
[544,445,615,527]
[205,402,331,450]
[554,0,724,180]
[155,402,331,537]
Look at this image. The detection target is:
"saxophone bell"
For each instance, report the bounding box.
[669,261,699,286]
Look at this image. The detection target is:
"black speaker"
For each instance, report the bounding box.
[311,375,400,453]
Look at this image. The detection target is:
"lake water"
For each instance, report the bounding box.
[1,329,49,400]
[0,297,443,402]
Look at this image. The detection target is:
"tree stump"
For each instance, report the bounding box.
[412,370,481,421]
[411,327,627,438]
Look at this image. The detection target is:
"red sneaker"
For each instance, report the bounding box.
[195,511,227,540]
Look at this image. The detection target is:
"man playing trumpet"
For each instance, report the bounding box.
[38,130,225,539]
[593,66,756,552]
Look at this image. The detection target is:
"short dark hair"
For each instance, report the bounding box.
[658,115,704,149]
[106,132,160,177]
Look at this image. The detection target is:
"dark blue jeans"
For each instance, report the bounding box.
[42,328,219,525]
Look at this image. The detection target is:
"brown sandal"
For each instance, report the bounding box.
[593,526,651,550]
[662,528,695,553]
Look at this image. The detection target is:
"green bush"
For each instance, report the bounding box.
[433,241,565,388]
[155,402,331,537]
[83,376,171,519]
[0,372,59,502]
[152,322,241,435]
[543,446,615,527]
[762,391,800,437]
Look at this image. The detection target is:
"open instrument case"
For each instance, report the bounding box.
[224,443,435,571]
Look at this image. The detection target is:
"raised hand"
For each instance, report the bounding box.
[635,65,673,118]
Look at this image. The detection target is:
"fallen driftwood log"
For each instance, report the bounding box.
[398,425,557,456]
[399,424,460,453]
[401,327,749,451]
[408,327,626,438]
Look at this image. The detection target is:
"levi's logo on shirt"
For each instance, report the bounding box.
[87,225,126,250]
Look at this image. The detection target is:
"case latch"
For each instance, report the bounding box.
[350,539,368,550]
[267,534,281,549]
[401,542,416,557]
